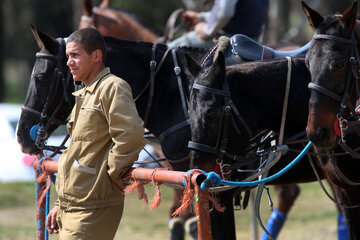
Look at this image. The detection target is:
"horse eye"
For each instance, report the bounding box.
[206,111,218,121]
[331,61,345,71]
[35,74,46,82]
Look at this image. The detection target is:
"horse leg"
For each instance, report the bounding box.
[331,184,360,240]
[169,188,196,240]
[210,189,236,240]
[328,183,349,240]
[261,184,300,240]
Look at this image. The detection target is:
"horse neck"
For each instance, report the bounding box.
[94,8,159,43]
[105,39,192,135]
[228,58,310,137]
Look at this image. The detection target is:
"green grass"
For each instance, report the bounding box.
[0,181,338,240]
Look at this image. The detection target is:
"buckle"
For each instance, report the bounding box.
[150,60,157,70]
[174,66,181,75]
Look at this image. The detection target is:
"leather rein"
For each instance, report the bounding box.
[21,38,72,155]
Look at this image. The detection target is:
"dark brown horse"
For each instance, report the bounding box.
[303,1,360,239]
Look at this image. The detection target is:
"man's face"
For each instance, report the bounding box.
[66,42,94,84]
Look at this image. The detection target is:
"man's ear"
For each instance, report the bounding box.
[92,49,103,63]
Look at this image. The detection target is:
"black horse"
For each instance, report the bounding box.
[188,51,328,239]
[303,1,360,239]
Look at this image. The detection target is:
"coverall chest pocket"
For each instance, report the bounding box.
[72,106,102,141]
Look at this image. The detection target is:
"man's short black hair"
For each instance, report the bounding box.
[67,28,107,63]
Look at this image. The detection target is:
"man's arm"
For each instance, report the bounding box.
[102,78,145,185]
[200,0,238,37]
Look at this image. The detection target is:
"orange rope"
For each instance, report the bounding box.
[124,180,149,206]
[172,170,225,217]
[33,156,53,208]
[148,168,163,209]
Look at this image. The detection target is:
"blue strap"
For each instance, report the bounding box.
[338,213,349,240]
[260,209,287,240]
[199,141,312,190]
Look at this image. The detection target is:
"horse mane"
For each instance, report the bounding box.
[177,46,208,56]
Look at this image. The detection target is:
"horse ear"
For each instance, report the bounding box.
[31,25,58,54]
[83,0,93,17]
[341,1,358,34]
[99,0,110,8]
[211,51,226,82]
[301,1,324,30]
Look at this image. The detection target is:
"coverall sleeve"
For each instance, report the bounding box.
[101,78,145,182]
[200,0,238,37]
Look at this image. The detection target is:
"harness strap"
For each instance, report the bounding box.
[313,34,357,45]
[192,83,230,96]
[308,82,342,102]
[157,119,190,142]
[171,50,189,119]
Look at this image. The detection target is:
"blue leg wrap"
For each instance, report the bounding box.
[338,213,349,240]
[260,209,287,240]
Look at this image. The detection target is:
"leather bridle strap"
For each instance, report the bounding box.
[313,34,357,45]
[192,83,230,96]
[135,43,171,126]
[172,50,189,119]
[308,82,342,102]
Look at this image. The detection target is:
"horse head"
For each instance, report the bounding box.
[189,52,251,173]
[303,1,359,148]
[17,26,74,154]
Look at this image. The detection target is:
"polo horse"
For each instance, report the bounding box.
[303,1,360,239]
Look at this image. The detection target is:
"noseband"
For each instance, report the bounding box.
[21,38,72,151]
[188,77,253,162]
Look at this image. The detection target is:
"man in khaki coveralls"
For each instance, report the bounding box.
[45,28,145,239]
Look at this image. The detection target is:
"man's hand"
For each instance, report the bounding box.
[181,10,202,27]
[194,22,210,40]
[46,206,59,234]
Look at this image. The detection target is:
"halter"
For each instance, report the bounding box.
[21,38,72,153]
[308,32,360,143]
[188,77,253,167]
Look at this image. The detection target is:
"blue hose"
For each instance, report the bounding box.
[200,141,312,190]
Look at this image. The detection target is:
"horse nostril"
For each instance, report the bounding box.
[315,127,330,142]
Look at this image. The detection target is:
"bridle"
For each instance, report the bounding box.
[21,38,73,154]
[308,31,360,154]
[188,76,253,165]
